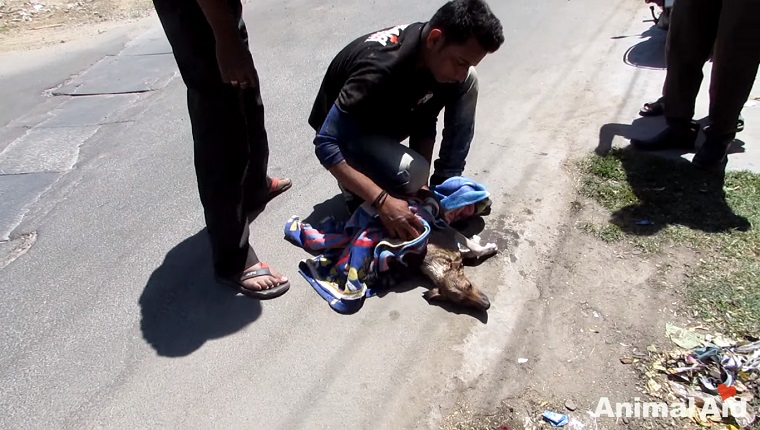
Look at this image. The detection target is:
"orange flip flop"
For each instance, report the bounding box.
[267,177,292,203]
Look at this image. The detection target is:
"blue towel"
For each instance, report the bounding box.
[432,176,490,212]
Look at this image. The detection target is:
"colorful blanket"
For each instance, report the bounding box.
[284,177,491,314]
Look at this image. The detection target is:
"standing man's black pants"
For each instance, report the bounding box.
[153,0,268,277]
[664,0,760,137]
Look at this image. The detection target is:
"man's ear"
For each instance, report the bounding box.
[426,28,443,48]
[423,288,445,302]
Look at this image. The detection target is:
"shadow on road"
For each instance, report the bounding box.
[593,123,751,236]
[451,214,486,237]
[597,116,747,158]
[139,229,262,357]
[302,193,350,226]
[623,26,668,70]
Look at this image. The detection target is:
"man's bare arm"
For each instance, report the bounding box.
[195,0,239,41]
[194,0,256,87]
[328,161,383,203]
[328,161,422,239]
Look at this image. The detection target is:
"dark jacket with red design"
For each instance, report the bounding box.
[308,22,461,168]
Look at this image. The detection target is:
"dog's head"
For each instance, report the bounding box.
[420,244,491,311]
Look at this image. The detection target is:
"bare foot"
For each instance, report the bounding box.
[239,262,288,292]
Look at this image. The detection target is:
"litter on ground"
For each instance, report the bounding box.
[638,324,760,428]
[542,410,569,427]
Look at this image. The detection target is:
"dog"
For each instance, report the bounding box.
[419,223,498,311]
[383,222,499,311]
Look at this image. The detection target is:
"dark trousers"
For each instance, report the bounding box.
[664,0,760,136]
[153,0,268,276]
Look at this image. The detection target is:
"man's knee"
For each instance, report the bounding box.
[397,149,430,194]
[344,136,430,195]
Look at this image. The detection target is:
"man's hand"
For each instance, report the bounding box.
[377,195,424,241]
[215,34,257,89]
[326,161,423,240]
[193,0,256,88]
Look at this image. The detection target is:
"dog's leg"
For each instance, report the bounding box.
[456,231,498,259]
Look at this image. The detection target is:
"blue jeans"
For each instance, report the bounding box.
[342,136,430,198]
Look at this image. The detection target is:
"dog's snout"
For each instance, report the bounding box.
[479,295,491,310]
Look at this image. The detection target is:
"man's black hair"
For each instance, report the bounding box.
[429,0,504,52]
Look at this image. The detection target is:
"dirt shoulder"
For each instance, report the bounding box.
[442,150,760,430]
[0,0,154,52]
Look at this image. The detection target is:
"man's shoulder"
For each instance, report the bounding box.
[363,24,413,47]
[309,22,426,131]
[341,22,425,60]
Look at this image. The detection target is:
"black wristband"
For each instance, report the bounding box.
[371,190,388,209]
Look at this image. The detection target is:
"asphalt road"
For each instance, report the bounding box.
[5,0,751,428]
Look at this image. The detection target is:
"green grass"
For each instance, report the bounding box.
[578,148,760,336]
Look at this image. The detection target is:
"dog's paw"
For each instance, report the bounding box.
[475,242,498,257]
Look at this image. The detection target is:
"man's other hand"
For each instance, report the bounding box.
[215,35,257,89]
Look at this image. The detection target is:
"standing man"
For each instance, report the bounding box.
[308,0,504,240]
[632,0,760,171]
[153,0,291,298]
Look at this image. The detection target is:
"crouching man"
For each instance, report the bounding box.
[307,0,504,241]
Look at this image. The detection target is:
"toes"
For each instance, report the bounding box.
[241,275,278,291]
[268,269,288,284]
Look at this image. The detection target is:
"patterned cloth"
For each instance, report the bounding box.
[284,177,491,313]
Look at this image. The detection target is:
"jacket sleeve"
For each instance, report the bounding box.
[313,60,391,168]
[313,103,360,168]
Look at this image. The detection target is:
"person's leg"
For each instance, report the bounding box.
[236,19,292,213]
[693,0,760,169]
[153,0,287,295]
[663,0,719,125]
[430,67,478,187]
[341,136,431,209]
[639,24,671,117]
[632,0,720,150]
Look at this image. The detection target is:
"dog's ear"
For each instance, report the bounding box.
[423,288,445,302]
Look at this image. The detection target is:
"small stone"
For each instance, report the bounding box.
[619,356,633,365]
[518,358,529,364]
[565,400,577,411]
[623,417,630,424]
